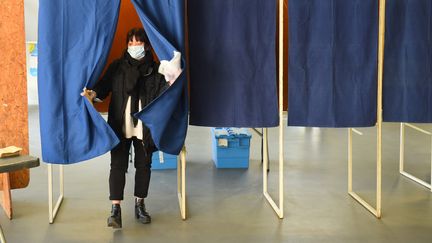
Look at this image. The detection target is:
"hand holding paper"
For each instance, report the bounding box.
[158,51,182,85]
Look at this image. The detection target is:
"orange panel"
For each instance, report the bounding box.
[0,0,30,189]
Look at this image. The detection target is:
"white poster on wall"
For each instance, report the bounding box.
[26,42,38,105]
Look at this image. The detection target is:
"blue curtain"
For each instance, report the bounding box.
[383,0,432,122]
[38,0,120,164]
[288,0,378,127]
[131,0,187,155]
[188,0,279,127]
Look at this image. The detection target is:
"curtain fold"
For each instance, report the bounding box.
[383,0,432,122]
[38,0,120,164]
[188,0,279,127]
[132,0,188,155]
[288,0,378,127]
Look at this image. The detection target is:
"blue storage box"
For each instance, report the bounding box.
[211,128,251,169]
[151,151,177,170]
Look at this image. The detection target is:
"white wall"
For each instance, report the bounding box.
[24,0,39,105]
[24,0,38,42]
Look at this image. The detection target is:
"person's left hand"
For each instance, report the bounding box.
[158,51,182,85]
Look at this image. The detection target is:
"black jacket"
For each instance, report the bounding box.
[93,51,168,149]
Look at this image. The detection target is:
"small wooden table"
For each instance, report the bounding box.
[0,155,39,243]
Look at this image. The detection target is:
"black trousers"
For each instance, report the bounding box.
[109,137,153,200]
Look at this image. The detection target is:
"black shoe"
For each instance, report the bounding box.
[107,204,122,228]
[135,199,151,224]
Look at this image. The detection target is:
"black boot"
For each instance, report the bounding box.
[107,204,122,228]
[135,198,151,224]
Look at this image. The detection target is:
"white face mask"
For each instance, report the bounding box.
[127,45,145,60]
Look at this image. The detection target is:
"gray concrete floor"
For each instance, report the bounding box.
[0,106,431,242]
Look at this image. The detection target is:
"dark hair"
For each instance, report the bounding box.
[126,28,149,45]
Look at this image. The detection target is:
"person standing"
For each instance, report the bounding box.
[82,27,181,228]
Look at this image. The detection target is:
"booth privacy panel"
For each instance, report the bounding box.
[38,0,187,163]
[38,0,121,164]
[288,0,378,127]
[383,0,432,123]
[188,0,279,127]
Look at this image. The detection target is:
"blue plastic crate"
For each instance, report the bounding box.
[211,128,251,169]
[151,151,177,170]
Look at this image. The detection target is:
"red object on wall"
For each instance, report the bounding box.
[94,0,143,113]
